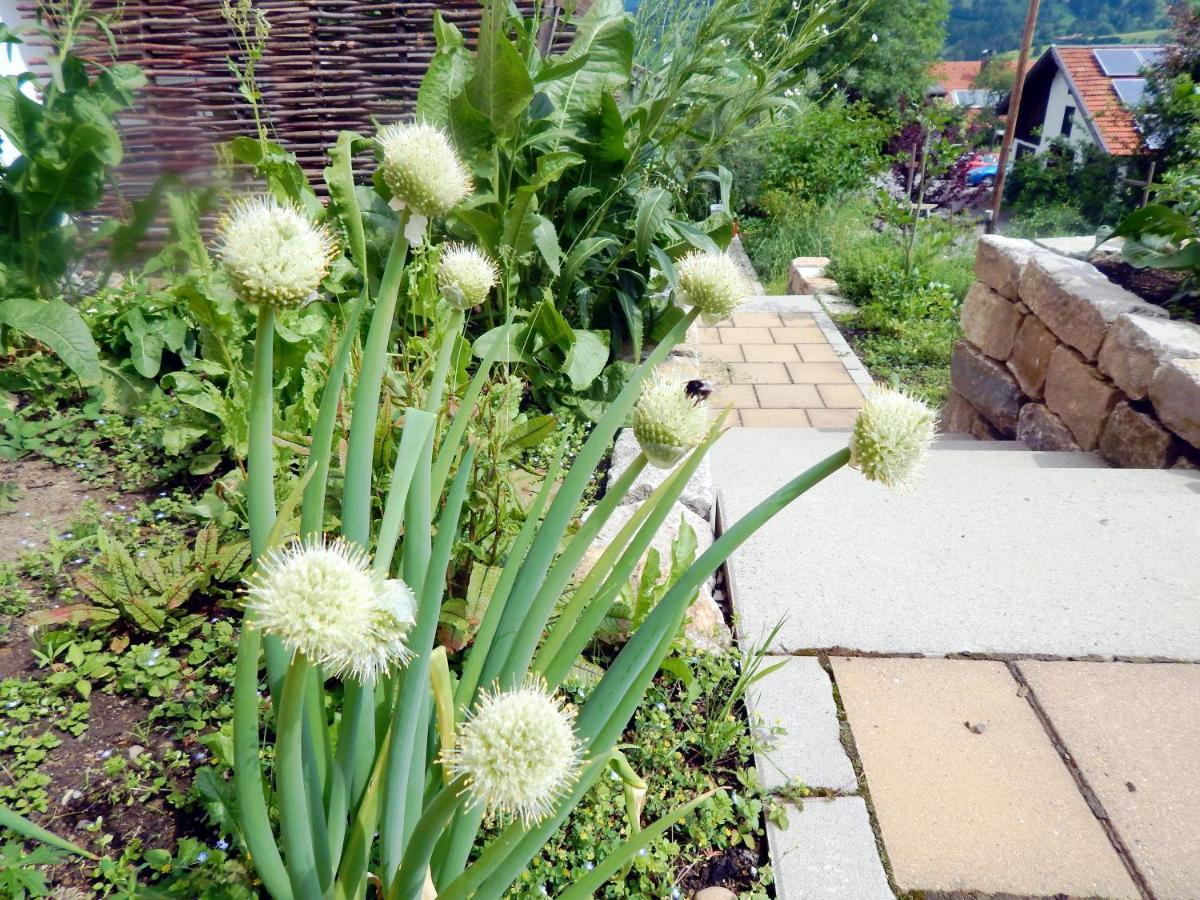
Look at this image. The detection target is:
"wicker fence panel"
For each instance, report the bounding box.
[15,1,561,209]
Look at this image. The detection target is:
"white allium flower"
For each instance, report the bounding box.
[438,243,498,310]
[675,251,746,325]
[245,537,415,681]
[376,122,472,220]
[848,388,937,494]
[444,676,583,825]
[217,197,336,308]
[632,374,710,469]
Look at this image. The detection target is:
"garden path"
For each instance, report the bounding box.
[706,254,1200,899]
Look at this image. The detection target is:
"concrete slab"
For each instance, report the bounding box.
[712,428,1200,659]
[607,429,713,521]
[831,657,1140,899]
[746,657,857,792]
[1019,661,1200,899]
[766,797,893,900]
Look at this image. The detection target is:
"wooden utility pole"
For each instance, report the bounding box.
[988,0,1043,232]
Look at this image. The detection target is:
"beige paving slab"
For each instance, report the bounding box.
[710,384,759,409]
[743,343,801,362]
[808,408,858,427]
[786,362,853,384]
[703,343,744,362]
[697,328,721,344]
[1019,661,1200,900]
[771,325,829,344]
[719,326,774,344]
[756,384,822,408]
[831,657,1139,899]
[727,362,791,384]
[817,384,865,408]
[731,311,783,327]
[798,343,843,363]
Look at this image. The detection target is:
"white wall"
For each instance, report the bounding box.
[1036,69,1096,153]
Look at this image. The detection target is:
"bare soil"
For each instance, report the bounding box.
[0,457,96,564]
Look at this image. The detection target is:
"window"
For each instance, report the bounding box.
[1060,106,1075,139]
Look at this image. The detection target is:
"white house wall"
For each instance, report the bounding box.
[1036,69,1098,153]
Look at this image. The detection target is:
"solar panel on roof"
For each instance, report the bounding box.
[1094,48,1144,76]
[1137,48,1164,68]
[1112,78,1147,106]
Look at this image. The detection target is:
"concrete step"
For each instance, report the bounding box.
[712,428,1200,660]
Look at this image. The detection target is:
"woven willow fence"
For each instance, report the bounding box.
[16,1,561,207]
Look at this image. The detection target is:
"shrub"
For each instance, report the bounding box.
[1004,139,1135,227]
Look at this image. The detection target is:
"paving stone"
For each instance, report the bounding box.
[1018,661,1200,900]
[950,341,1023,435]
[1006,313,1059,399]
[730,312,783,327]
[1098,400,1183,468]
[727,361,791,384]
[702,343,744,362]
[785,362,852,384]
[741,343,799,362]
[1044,344,1123,450]
[961,282,1024,360]
[697,328,721,344]
[975,234,1040,299]
[940,390,1002,440]
[755,384,822,408]
[741,408,811,427]
[816,384,865,408]
[709,385,758,409]
[1020,253,1166,360]
[746,657,857,791]
[1017,401,1081,451]
[766,797,893,900]
[712,428,1200,658]
[719,326,773,344]
[1149,357,1200,448]
[607,429,714,520]
[1097,313,1200,401]
[832,657,1139,899]
[797,343,841,363]
[771,326,828,344]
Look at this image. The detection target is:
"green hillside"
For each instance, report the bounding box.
[943,0,1170,59]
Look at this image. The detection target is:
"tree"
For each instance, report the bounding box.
[806,0,950,109]
[1141,0,1200,169]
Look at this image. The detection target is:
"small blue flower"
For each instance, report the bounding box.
[195,851,208,864]
[638,848,647,857]
[5,700,18,709]
[215,839,229,851]
[61,532,73,540]
[116,504,128,512]
[100,749,113,759]
[584,861,594,871]
[126,516,137,524]
[155,512,165,520]
[96,418,106,426]
[193,751,207,762]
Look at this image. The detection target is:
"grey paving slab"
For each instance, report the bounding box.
[746,656,857,792]
[713,428,1200,659]
[1019,661,1200,900]
[766,797,894,900]
[832,657,1140,899]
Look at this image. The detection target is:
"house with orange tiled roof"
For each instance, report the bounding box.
[997,45,1162,157]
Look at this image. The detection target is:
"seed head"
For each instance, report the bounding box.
[438,244,498,310]
[632,373,710,469]
[848,388,937,494]
[216,197,336,308]
[245,537,415,681]
[676,251,746,324]
[444,676,583,825]
[376,122,472,219]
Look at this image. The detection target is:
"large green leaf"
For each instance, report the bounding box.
[416,12,475,127]
[466,3,534,134]
[563,329,610,390]
[472,323,533,364]
[633,187,672,263]
[323,131,368,276]
[0,298,100,384]
[531,215,561,275]
[540,0,633,135]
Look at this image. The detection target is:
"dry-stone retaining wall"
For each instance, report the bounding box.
[945,235,1200,468]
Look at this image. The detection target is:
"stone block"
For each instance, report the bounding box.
[1006,314,1059,399]
[766,797,893,900]
[974,234,1038,299]
[960,282,1023,360]
[1149,357,1200,448]
[1044,345,1123,450]
[1016,402,1080,452]
[1098,313,1200,401]
[1020,253,1166,360]
[607,428,713,520]
[747,657,857,791]
[786,257,830,294]
[950,341,1023,436]
[1098,401,1182,468]
[940,390,1003,441]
